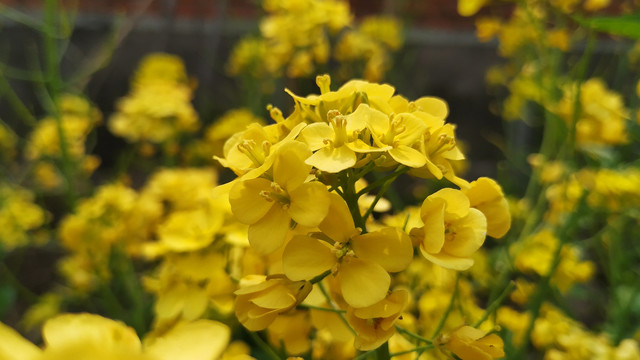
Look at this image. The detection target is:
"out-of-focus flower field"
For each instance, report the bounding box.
[1,0,640,359]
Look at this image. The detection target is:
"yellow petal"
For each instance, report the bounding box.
[273,141,312,191]
[235,298,278,331]
[250,286,296,309]
[42,313,142,353]
[283,236,336,281]
[339,258,390,308]
[353,104,389,135]
[420,250,474,270]
[353,289,408,319]
[351,227,413,273]
[388,145,427,168]
[428,188,470,220]
[0,322,41,360]
[394,113,427,145]
[319,192,357,243]
[475,334,505,357]
[346,138,389,153]
[443,208,487,258]
[229,178,274,224]
[145,320,230,360]
[288,181,330,227]
[420,200,446,254]
[305,146,356,173]
[155,284,187,321]
[299,123,334,151]
[248,206,291,254]
[414,97,449,120]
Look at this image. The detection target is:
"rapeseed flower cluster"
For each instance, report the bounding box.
[109,53,199,145]
[0,183,48,250]
[25,94,101,189]
[228,0,403,84]
[3,0,640,357]
[211,74,511,353]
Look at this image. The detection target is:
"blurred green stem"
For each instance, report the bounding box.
[44,0,77,208]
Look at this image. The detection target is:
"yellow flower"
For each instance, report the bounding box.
[365,106,428,168]
[547,28,571,51]
[475,17,502,42]
[411,188,487,270]
[458,0,490,17]
[108,81,199,144]
[229,141,330,254]
[299,106,387,173]
[443,325,505,360]
[555,78,628,147]
[0,313,232,360]
[204,108,266,157]
[346,289,409,351]
[282,193,413,308]
[463,177,511,238]
[234,274,312,331]
[133,53,189,87]
[0,183,47,250]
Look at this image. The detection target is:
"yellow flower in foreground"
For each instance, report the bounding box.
[346,289,409,351]
[282,193,413,308]
[299,106,386,173]
[411,188,487,270]
[0,313,230,360]
[234,274,312,331]
[444,326,505,360]
[229,141,330,254]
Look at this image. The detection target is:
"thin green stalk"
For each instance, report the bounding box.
[474,281,516,328]
[298,303,345,313]
[0,262,37,303]
[389,344,435,357]
[356,166,409,197]
[310,269,332,284]
[430,274,460,339]
[44,0,76,208]
[339,170,367,232]
[395,325,432,344]
[363,175,394,223]
[514,195,587,357]
[318,281,356,336]
[0,75,37,126]
[247,330,282,360]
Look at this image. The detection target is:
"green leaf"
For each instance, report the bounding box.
[573,14,640,39]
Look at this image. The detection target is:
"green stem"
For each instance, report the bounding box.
[473,281,516,328]
[310,269,331,284]
[44,0,76,208]
[389,344,435,357]
[395,325,432,344]
[339,170,367,232]
[431,274,460,339]
[0,76,37,126]
[247,330,282,360]
[318,281,356,336]
[376,342,390,360]
[514,194,587,357]
[298,303,345,313]
[356,166,409,197]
